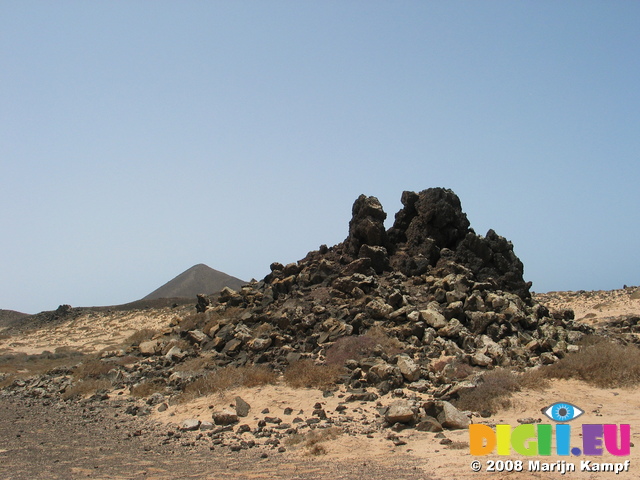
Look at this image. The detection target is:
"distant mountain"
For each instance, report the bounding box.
[142,264,245,300]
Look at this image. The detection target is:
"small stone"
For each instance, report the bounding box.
[415,417,443,432]
[235,397,251,417]
[139,340,160,356]
[212,410,238,426]
[392,437,407,446]
[180,419,201,431]
[236,424,251,434]
[396,355,421,382]
[199,421,214,431]
[436,401,470,430]
[384,401,415,424]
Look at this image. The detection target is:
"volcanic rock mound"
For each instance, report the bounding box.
[169,188,590,396]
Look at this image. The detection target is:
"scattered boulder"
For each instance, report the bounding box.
[396,355,421,382]
[139,340,160,356]
[385,401,415,424]
[212,410,239,426]
[436,401,470,430]
[235,397,251,417]
[180,419,201,431]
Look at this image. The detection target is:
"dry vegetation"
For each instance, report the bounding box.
[180,364,278,402]
[61,378,112,400]
[284,426,343,455]
[130,379,166,398]
[454,336,640,414]
[0,349,86,388]
[325,327,403,367]
[283,359,343,389]
[541,336,640,388]
[125,328,159,346]
[454,368,548,414]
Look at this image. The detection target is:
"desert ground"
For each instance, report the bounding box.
[1,287,639,480]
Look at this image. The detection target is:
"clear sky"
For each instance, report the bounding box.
[1,1,639,314]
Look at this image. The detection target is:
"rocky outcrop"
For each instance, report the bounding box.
[149,187,590,399]
[345,194,388,256]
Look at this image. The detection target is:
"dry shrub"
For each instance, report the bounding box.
[181,364,277,400]
[62,379,112,400]
[131,379,165,398]
[112,355,139,366]
[72,359,114,380]
[126,328,159,346]
[174,356,211,373]
[454,368,523,414]
[517,368,550,391]
[285,427,343,456]
[325,335,376,366]
[177,312,207,333]
[0,350,85,378]
[283,359,342,389]
[541,337,640,388]
[432,358,475,382]
[364,326,404,355]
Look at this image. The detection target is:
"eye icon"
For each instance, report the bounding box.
[543,402,584,422]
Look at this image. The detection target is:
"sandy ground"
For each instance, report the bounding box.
[151,380,640,480]
[0,305,191,355]
[534,287,640,326]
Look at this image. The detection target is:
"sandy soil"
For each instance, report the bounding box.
[534,287,640,326]
[0,305,191,355]
[151,380,640,480]
[0,394,429,480]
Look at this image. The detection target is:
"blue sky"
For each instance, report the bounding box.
[1,1,639,314]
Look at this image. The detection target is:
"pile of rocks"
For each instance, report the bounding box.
[1,188,595,442]
[108,189,592,397]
